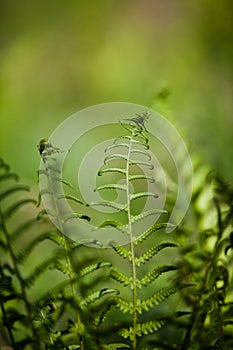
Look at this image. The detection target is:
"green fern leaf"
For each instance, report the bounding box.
[54,178,74,188]
[105,143,130,152]
[94,299,117,326]
[56,194,84,205]
[94,184,126,191]
[104,154,128,164]
[61,212,91,222]
[95,184,127,192]
[90,200,127,212]
[115,297,133,314]
[130,148,151,160]
[109,242,132,260]
[52,260,69,274]
[110,268,132,287]
[120,319,166,339]
[128,174,155,183]
[135,242,178,266]
[115,136,149,149]
[24,256,60,287]
[115,283,182,315]
[138,265,178,288]
[81,288,119,306]
[98,220,124,228]
[128,159,154,169]
[3,199,37,219]
[134,223,175,245]
[80,262,112,277]
[139,285,183,312]
[15,230,62,263]
[98,167,127,176]
[0,185,30,200]
[131,209,168,225]
[129,192,158,202]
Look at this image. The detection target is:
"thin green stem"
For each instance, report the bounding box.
[126,135,137,350]
[42,154,85,350]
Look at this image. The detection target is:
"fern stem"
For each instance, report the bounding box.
[126,134,138,350]
[42,154,85,349]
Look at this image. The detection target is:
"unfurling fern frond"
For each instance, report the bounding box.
[91,113,185,349]
[36,142,118,348]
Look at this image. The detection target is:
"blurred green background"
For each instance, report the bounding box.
[0,0,232,183]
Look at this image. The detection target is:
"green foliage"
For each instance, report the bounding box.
[174,172,233,350]
[0,154,115,349]
[91,113,189,349]
[0,113,233,349]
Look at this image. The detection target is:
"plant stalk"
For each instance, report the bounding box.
[126,135,138,350]
[42,152,85,350]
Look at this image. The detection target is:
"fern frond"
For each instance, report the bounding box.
[109,242,132,260]
[80,262,112,277]
[122,111,150,131]
[55,178,74,188]
[138,265,178,288]
[129,192,158,202]
[114,136,149,149]
[120,319,166,340]
[81,288,119,306]
[104,154,128,164]
[111,265,177,290]
[110,268,132,287]
[24,255,61,287]
[135,242,178,266]
[3,198,37,219]
[56,194,84,205]
[115,297,132,314]
[60,212,91,222]
[130,149,151,160]
[90,200,127,212]
[105,143,130,152]
[95,184,127,192]
[128,174,155,183]
[134,223,176,245]
[115,284,184,315]
[139,285,180,312]
[131,209,168,225]
[93,298,117,326]
[0,184,30,200]
[98,220,125,229]
[128,159,154,169]
[98,168,127,176]
[10,218,41,244]
[15,230,61,263]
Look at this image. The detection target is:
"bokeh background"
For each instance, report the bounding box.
[0,0,232,182]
